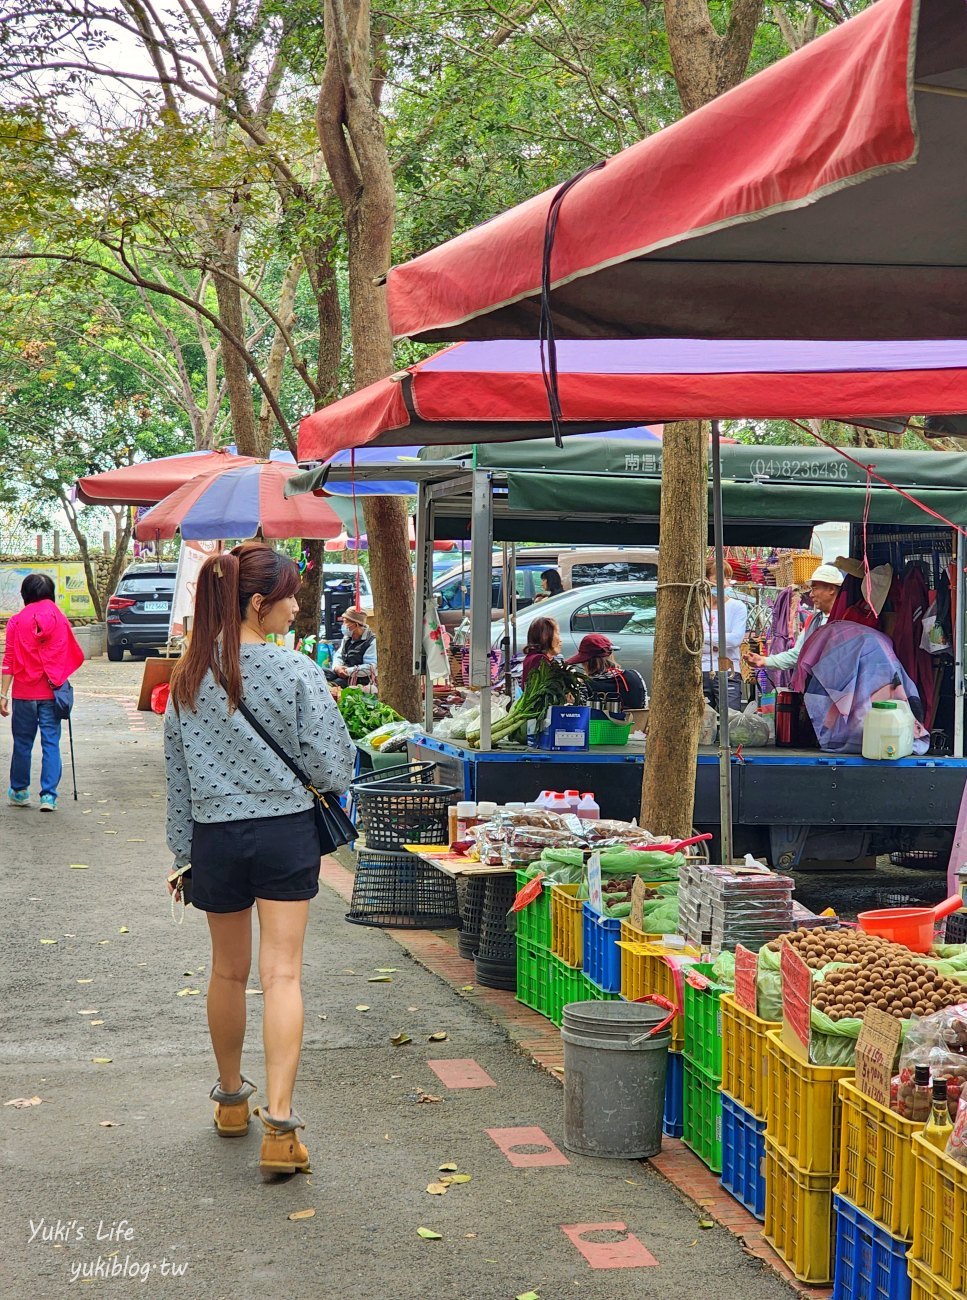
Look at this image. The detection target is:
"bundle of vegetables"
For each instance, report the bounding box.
[338,687,403,740]
[539,845,685,879]
[467,659,588,747]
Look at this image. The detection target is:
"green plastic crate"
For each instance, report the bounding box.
[546,954,587,1026]
[588,717,633,746]
[515,870,551,950]
[683,1057,723,1173]
[516,940,551,1017]
[683,962,728,1082]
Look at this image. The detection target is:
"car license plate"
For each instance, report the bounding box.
[143,601,169,612]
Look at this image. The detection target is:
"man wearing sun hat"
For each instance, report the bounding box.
[325,608,377,684]
[746,564,845,673]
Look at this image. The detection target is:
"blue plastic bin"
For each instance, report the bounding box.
[831,1195,911,1300]
[664,1050,684,1139]
[721,1092,766,1220]
[581,902,622,993]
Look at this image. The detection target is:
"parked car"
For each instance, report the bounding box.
[489,581,657,687]
[318,563,374,640]
[434,547,659,630]
[106,563,178,661]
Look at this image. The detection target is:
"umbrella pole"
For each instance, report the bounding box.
[711,419,734,864]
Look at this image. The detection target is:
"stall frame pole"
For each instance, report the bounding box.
[711,419,735,864]
[469,470,495,749]
[414,480,434,733]
[956,527,965,759]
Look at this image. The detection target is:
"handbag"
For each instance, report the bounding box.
[50,680,74,720]
[236,699,357,855]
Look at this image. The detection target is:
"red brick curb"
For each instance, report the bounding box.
[320,857,831,1298]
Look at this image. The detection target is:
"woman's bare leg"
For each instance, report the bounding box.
[255,898,309,1119]
[205,908,253,1095]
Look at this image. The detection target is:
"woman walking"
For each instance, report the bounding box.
[1,573,84,811]
[164,543,355,1181]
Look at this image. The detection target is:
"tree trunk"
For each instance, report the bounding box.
[211,228,263,458]
[294,540,325,642]
[316,0,420,721]
[664,0,764,115]
[640,421,709,837]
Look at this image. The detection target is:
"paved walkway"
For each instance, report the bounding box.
[0,657,795,1299]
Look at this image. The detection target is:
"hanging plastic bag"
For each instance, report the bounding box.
[699,703,718,745]
[921,602,952,655]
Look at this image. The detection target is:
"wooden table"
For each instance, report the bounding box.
[403,846,518,879]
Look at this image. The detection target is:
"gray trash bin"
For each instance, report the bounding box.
[561,1000,671,1159]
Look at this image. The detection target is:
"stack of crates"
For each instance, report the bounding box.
[762,1030,851,1284]
[538,882,617,1026]
[831,1079,919,1300]
[909,1132,967,1299]
[720,992,778,1221]
[514,872,552,1018]
[681,964,726,1173]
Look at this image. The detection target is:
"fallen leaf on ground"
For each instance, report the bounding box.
[390,1074,402,1080]
[118,927,129,934]
[98,941,110,946]
[69,864,89,870]
[464,1233,477,1239]
[375,968,398,974]
[444,1173,471,1184]
[427,1032,448,1042]
[126,838,145,843]
[63,934,75,938]
[516,1292,540,1300]
[104,831,118,835]
[78,1009,97,1015]
[367,976,392,983]
[317,1014,327,1020]
[416,1091,441,1104]
[699,1219,714,1229]
[89,1020,104,1026]
[355,1005,370,1013]
[176,988,200,997]
[99,1121,115,1128]
[425,1182,449,1195]
[624,1178,637,1186]
[28,897,42,902]
[4,1096,42,1108]
[390,1032,411,1047]
[341,969,355,975]
[417,1228,442,1240]
[460,985,474,992]
[40,939,58,946]
[438,1163,458,1172]
[287,1208,315,1221]
[77,979,93,984]
[91,1058,112,1064]
[183,971,194,978]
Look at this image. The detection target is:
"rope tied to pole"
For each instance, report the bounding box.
[657,578,711,656]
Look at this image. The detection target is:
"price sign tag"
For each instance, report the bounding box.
[733,944,758,1014]
[587,851,603,915]
[629,876,648,933]
[780,943,812,1061]
[854,1007,903,1107]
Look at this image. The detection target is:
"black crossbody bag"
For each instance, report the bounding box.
[236,699,357,855]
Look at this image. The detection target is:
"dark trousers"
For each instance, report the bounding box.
[703,671,742,713]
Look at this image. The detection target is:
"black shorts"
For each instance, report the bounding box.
[190,809,321,913]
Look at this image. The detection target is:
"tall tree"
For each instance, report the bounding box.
[317,0,420,720]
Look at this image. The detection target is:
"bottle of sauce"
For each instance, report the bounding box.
[909,1064,933,1123]
[577,793,600,821]
[924,1077,955,1149]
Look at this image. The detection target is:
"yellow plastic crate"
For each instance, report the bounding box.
[548,884,583,968]
[836,1077,920,1241]
[763,1136,836,1284]
[764,1030,851,1176]
[909,1256,963,1300]
[720,992,779,1122]
[617,928,698,1054]
[911,1132,967,1293]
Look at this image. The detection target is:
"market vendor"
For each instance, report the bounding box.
[324,608,377,685]
[565,634,648,712]
[746,564,844,673]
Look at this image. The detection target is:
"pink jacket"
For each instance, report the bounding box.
[2,600,85,700]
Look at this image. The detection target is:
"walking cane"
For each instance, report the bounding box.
[67,713,78,801]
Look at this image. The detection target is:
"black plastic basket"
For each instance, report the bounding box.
[945,911,967,946]
[889,849,946,870]
[476,874,518,963]
[352,765,458,851]
[345,848,460,930]
[458,878,487,961]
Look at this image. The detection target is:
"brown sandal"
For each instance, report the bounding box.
[254,1108,311,1181]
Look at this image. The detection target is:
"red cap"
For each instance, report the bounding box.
[565,633,613,665]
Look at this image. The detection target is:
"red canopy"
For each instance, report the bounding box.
[297,338,967,462]
[386,0,967,343]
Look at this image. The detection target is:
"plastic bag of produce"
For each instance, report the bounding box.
[728,704,772,749]
[946,1096,967,1167]
[700,703,718,745]
[713,951,736,986]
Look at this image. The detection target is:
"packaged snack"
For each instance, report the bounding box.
[946,1094,967,1168]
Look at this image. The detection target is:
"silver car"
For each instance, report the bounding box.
[489,581,657,688]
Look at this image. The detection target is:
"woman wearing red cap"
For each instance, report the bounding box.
[565,635,648,712]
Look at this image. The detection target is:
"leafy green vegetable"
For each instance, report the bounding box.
[467,659,588,747]
[337,687,403,740]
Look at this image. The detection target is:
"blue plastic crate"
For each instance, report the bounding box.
[831,1195,911,1300]
[721,1092,766,1221]
[581,902,622,993]
[664,1050,684,1139]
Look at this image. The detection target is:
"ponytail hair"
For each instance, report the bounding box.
[169,542,300,712]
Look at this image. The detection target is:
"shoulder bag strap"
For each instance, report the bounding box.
[235,698,320,797]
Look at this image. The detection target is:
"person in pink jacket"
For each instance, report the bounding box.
[1,574,84,810]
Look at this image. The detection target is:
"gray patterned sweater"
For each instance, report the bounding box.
[163,644,356,867]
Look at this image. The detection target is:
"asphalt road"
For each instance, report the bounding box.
[0,657,794,1300]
